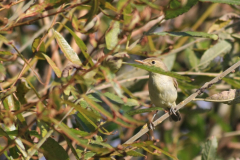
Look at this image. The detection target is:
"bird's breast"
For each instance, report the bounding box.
[148,73,177,108]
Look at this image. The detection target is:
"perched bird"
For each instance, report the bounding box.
[135,58,181,122]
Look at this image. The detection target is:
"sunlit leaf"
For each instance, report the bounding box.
[52,29,82,66]
[105,21,120,50]
[59,23,94,66]
[42,53,62,77]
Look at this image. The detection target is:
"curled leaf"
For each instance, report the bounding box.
[204,89,240,104]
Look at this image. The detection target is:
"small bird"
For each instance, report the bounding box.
[135,58,181,122]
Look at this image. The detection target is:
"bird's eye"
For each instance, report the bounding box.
[152,61,155,64]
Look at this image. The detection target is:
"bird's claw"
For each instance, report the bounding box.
[148,122,155,130]
[170,107,177,116]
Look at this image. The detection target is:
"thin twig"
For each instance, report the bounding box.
[124,60,240,144]
[1,0,90,31]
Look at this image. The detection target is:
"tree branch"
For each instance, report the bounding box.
[124,60,240,144]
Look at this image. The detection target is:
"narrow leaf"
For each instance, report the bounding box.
[127,107,164,116]
[126,150,145,157]
[59,23,94,66]
[52,29,82,66]
[42,53,62,77]
[123,141,154,147]
[125,63,191,82]
[165,0,199,19]
[149,31,218,40]
[151,145,179,160]
[198,40,231,70]
[200,0,240,5]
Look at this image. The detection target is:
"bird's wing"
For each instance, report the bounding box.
[173,78,178,90]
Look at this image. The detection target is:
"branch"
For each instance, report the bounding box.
[1,0,90,31]
[124,60,240,144]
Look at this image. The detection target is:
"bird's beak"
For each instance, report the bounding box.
[135,60,145,64]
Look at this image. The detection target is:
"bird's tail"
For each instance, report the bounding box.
[170,110,181,121]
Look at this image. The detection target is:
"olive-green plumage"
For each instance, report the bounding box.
[135,58,181,121]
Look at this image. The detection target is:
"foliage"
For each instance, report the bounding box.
[0,0,240,160]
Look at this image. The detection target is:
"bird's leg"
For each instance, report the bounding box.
[148,110,159,130]
[169,106,177,116]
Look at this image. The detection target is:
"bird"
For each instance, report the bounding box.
[135,58,181,123]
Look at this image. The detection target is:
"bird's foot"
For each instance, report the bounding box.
[148,122,155,130]
[170,106,177,116]
[169,107,181,121]
[148,110,158,130]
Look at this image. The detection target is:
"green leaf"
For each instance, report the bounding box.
[104,92,124,104]
[59,23,94,66]
[123,141,154,147]
[223,78,240,88]
[41,138,69,160]
[123,3,132,25]
[0,86,16,100]
[51,119,105,152]
[52,29,82,66]
[170,0,181,8]
[149,31,218,40]
[126,150,145,157]
[85,0,99,26]
[62,134,80,160]
[198,40,231,70]
[127,107,163,116]
[0,34,9,43]
[105,21,120,50]
[185,48,199,68]
[125,99,139,107]
[151,145,179,160]
[63,100,102,120]
[0,51,15,61]
[32,37,46,54]
[15,78,31,104]
[139,0,161,10]
[42,53,62,77]
[200,0,240,5]
[100,0,118,12]
[125,63,192,82]
[165,0,199,19]
[0,130,40,138]
[201,136,218,160]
